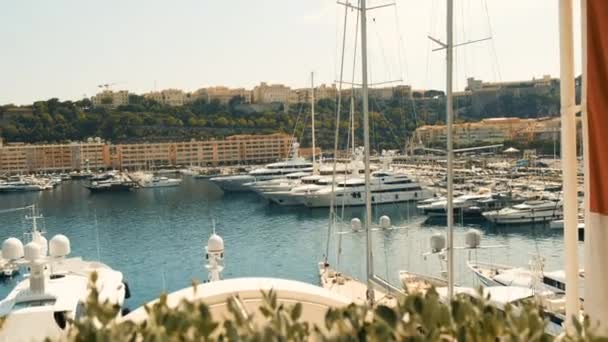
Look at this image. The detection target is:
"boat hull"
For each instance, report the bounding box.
[303,189,434,208]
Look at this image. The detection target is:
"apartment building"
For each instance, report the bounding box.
[0,141,109,174]
[414,117,551,146]
[91,90,129,108]
[0,134,296,173]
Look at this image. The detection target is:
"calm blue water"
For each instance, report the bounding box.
[0,177,582,308]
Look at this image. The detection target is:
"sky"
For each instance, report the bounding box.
[0,0,582,105]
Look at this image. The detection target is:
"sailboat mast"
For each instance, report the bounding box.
[446,0,455,299]
[311,72,317,172]
[360,0,374,300]
[351,95,356,155]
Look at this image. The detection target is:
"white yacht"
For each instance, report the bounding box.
[210,143,313,192]
[140,176,182,188]
[263,175,337,206]
[123,228,351,333]
[246,171,311,194]
[0,208,129,342]
[435,286,567,336]
[0,176,52,193]
[467,260,585,297]
[482,200,563,224]
[301,170,434,208]
[418,192,523,218]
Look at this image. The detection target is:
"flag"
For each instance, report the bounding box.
[584,0,608,331]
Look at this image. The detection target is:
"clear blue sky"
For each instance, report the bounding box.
[0,0,581,105]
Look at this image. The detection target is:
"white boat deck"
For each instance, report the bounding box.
[319,265,398,307]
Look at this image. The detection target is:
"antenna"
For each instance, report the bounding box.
[205,220,224,282]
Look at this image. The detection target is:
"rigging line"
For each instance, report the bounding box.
[482,0,502,81]
[392,2,406,85]
[325,0,352,265]
[424,0,437,95]
[458,0,468,86]
[336,98,353,272]
[290,101,306,147]
[371,16,393,84]
[0,205,34,214]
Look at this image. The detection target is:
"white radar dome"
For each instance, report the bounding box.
[379,215,391,229]
[207,233,224,254]
[49,234,71,257]
[32,234,48,257]
[2,238,24,260]
[430,233,446,253]
[351,218,362,232]
[465,229,482,249]
[24,242,42,262]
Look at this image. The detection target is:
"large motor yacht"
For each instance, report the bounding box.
[209,143,313,192]
[482,200,563,224]
[300,170,433,208]
[0,208,129,341]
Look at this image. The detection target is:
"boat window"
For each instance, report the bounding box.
[13,299,56,310]
[543,276,566,291]
[339,181,364,188]
[383,180,412,185]
[373,173,390,177]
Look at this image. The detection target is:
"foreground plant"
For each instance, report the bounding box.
[63,278,605,341]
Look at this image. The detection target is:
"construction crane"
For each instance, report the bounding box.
[97,82,124,91]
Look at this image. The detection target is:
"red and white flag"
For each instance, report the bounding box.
[584,0,608,330]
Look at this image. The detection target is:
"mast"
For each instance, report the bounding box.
[558,0,579,330]
[445,0,455,299]
[351,95,356,155]
[360,0,375,304]
[311,72,317,174]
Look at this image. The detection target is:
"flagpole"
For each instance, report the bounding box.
[558,0,579,331]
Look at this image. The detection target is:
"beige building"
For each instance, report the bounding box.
[0,141,109,174]
[289,84,338,104]
[91,90,129,108]
[253,82,291,104]
[466,75,558,93]
[0,134,295,174]
[193,87,252,104]
[144,89,188,107]
[414,117,556,146]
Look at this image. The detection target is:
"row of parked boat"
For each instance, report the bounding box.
[0,175,62,193]
[84,171,182,192]
[210,146,436,208]
[206,145,569,226]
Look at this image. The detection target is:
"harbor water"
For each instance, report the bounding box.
[0,177,582,308]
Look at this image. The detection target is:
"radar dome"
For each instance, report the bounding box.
[32,234,48,257]
[430,233,446,253]
[379,215,391,229]
[465,229,482,249]
[49,234,71,257]
[207,233,224,254]
[2,238,24,260]
[351,218,361,232]
[24,242,42,262]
